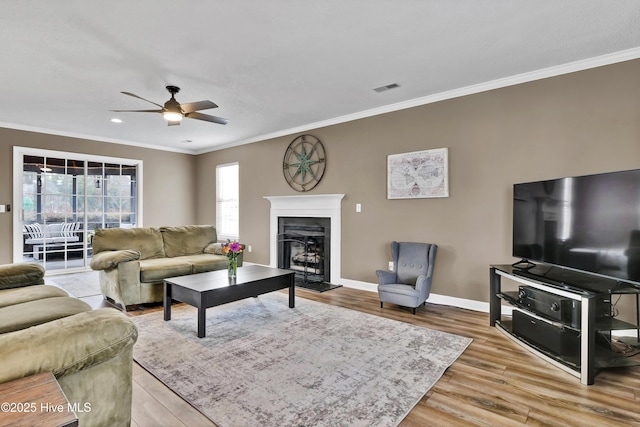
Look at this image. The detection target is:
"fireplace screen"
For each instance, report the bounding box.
[277,217,330,284]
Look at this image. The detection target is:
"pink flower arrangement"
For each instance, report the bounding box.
[222,241,243,260]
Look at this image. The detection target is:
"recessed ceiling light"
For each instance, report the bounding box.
[110,118,123,123]
[373,83,401,93]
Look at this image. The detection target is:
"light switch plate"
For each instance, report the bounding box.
[0,205,5,213]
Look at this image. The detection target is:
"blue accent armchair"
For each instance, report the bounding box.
[376,241,438,314]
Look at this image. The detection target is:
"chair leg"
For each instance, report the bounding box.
[380,302,384,308]
[412,307,416,315]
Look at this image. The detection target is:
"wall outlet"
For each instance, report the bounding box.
[388,261,394,271]
[355,203,362,213]
[0,205,5,213]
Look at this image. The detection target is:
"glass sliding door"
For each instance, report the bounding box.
[22,155,85,271]
[16,148,142,272]
[86,161,138,231]
[104,163,137,229]
[86,161,105,240]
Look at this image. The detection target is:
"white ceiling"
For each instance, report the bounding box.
[2,1,640,154]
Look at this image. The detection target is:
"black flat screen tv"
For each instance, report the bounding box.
[513,168,640,288]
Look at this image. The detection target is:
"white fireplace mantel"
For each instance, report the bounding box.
[264,194,345,284]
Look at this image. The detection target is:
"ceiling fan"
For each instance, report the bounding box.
[112,85,228,126]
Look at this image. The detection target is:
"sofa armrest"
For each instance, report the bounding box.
[0,263,45,291]
[0,308,138,384]
[375,270,397,285]
[90,250,141,270]
[415,274,432,296]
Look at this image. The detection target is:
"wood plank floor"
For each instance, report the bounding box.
[86,287,640,426]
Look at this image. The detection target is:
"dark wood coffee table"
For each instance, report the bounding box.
[163,265,295,338]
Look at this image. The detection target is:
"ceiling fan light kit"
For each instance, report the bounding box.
[112,85,228,127]
[162,111,183,122]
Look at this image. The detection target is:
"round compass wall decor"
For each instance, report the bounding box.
[283,134,326,192]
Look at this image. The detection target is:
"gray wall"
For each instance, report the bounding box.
[197,59,640,304]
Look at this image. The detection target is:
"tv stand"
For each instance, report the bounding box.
[490,264,640,385]
[511,258,535,269]
[511,268,568,288]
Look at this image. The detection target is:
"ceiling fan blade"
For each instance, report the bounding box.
[111,109,162,113]
[167,120,181,126]
[121,91,164,108]
[180,100,218,113]
[185,111,229,125]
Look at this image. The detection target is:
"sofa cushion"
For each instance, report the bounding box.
[160,225,217,258]
[182,253,228,273]
[203,242,225,255]
[60,222,80,237]
[378,283,420,297]
[93,227,165,260]
[24,236,57,245]
[0,263,45,290]
[139,258,193,283]
[53,236,80,244]
[23,223,44,239]
[47,223,64,238]
[0,285,68,308]
[0,296,91,334]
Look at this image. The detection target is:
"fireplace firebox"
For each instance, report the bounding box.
[277,217,330,284]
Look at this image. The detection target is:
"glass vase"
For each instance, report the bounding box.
[227,257,237,279]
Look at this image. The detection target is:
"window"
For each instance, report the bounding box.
[216,163,239,240]
[14,147,142,271]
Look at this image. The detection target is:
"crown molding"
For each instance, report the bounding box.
[0,122,195,155]
[197,46,640,154]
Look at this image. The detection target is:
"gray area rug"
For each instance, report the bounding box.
[132,293,472,427]
[47,270,102,298]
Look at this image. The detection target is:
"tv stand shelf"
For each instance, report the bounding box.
[490,264,640,385]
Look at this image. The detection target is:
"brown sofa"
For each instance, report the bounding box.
[0,262,137,427]
[90,225,242,308]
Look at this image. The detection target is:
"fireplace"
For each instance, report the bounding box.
[265,194,344,284]
[278,217,330,283]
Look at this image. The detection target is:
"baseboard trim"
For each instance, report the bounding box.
[247,267,501,314]
[337,277,640,338]
[339,278,490,313]
[250,266,507,314]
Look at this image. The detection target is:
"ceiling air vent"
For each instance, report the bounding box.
[373,83,400,93]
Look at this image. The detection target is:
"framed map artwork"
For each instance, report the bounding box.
[387,147,449,199]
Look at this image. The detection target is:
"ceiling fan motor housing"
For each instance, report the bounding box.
[164,98,182,113]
